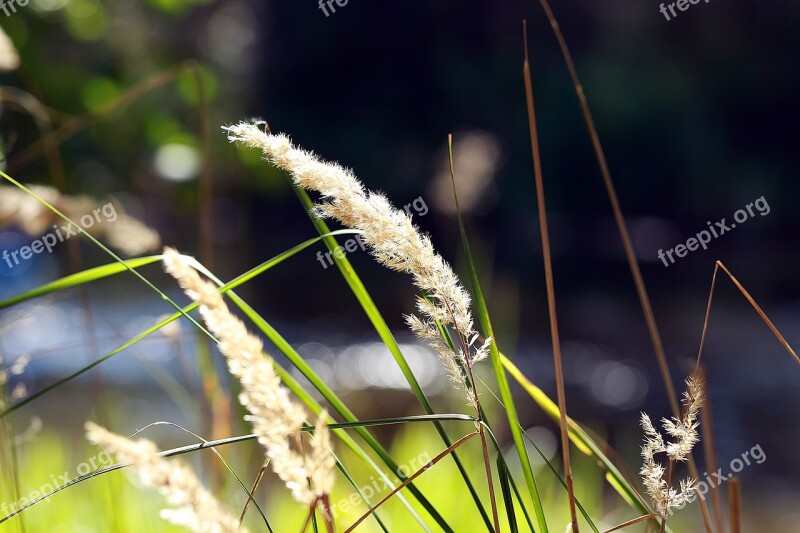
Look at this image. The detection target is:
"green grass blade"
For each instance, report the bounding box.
[0,232,356,417]
[499,355,666,530]
[1,414,475,525]
[0,257,162,309]
[497,455,519,533]
[0,231,359,311]
[292,184,494,531]
[447,144,548,532]
[218,286,446,532]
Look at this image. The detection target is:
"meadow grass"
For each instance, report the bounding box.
[1,4,797,532]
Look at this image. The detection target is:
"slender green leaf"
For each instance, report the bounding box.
[447,141,548,532]
[293,184,493,531]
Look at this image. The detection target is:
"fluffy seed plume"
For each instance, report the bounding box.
[85,422,242,533]
[639,372,705,516]
[223,121,491,408]
[162,248,334,507]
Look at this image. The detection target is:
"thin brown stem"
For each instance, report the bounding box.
[320,494,335,533]
[522,20,578,532]
[533,0,681,423]
[299,502,316,533]
[185,61,215,269]
[698,368,725,533]
[602,513,657,533]
[344,431,479,533]
[479,424,501,533]
[708,261,799,366]
[240,458,270,524]
[728,478,741,533]
[7,61,198,172]
[531,3,715,529]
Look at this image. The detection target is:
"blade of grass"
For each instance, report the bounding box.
[292,184,495,531]
[445,145,548,532]
[476,388,601,533]
[0,256,161,309]
[497,455,519,533]
[0,233,358,417]
[498,354,672,531]
[1,414,476,524]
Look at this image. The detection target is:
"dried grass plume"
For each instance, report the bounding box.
[85,422,243,533]
[639,372,705,516]
[162,248,335,507]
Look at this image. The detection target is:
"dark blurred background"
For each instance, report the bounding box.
[1,0,799,527]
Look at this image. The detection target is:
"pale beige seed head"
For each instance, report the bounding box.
[162,248,334,506]
[639,374,705,516]
[85,422,243,533]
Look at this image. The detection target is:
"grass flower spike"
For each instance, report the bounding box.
[223,121,491,408]
[639,372,705,517]
[85,422,242,533]
[162,248,335,509]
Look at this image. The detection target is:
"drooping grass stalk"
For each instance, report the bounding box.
[522,22,578,531]
[695,261,800,367]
